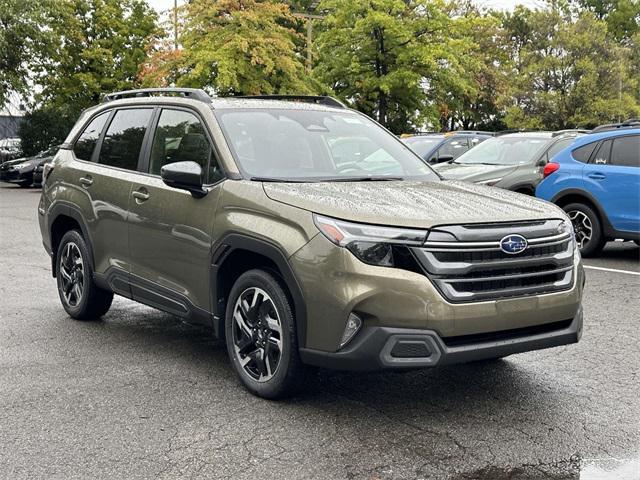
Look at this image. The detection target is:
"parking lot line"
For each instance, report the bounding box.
[583,265,640,276]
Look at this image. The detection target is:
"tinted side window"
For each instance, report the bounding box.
[73,112,109,161]
[592,140,612,165]
[98,109,153,171]
[149,109,223,183]
[572,142,597,163]
[611,135,640,167]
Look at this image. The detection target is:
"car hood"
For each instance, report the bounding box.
[433,162,519,182]
[262,180,563,229]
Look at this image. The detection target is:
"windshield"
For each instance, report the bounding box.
[215,108,439,182]
[402,136,443,158]
[453,136,549,165]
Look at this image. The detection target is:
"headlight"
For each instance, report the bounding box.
[476,177,503,186]
[313,214,427,267]
[558,219,577,252]
[13,162,30,169]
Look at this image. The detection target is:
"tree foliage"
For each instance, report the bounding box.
[34,0,158,116]
[313,0,465,133]
[140,0,317,95]
[500,5,639,129]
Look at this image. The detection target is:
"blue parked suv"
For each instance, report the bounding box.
[536,122,640,256]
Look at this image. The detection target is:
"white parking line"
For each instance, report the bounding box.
[584,265,640,276]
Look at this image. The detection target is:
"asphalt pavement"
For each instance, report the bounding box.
[1,183,639,480]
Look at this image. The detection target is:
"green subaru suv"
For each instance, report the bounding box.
[38,89,584,398]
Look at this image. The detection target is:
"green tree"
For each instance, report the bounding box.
[501,6,639,129]
[140,0,317,95]
[33,0,158,117]
[17,107,76,156]
[573,0,640,42]
[313,0,466,133]
[436,1,511,131]
[0,0,52,106]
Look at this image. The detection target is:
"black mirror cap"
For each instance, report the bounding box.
[161,161,208,198]
[437,154,454,163]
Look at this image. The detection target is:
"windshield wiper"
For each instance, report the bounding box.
[324,176,404,182]
[251,175,404,183]
[250,176,312,183]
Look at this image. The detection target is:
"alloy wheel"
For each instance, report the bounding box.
[232,287,283,382]
[59,242,84,307]
[567,210,592,249]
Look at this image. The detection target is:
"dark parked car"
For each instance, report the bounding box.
[0,137,22,163]
[402,131,493,164]
[433,130,588,195]
[0,145,59,187]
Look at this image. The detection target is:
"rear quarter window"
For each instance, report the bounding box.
[610,135,639,167]
[571,142,597,163]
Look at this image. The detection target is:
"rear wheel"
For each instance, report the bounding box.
[563,202,605,257]
[225,269,305,399]
[56,230,113,320]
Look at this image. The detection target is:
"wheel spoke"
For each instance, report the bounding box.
[234,310,252,338]
[266,314,282,336]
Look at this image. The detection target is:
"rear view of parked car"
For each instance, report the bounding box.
[434,131,586,195]
[536,125,640,256]
[402,131,493,164]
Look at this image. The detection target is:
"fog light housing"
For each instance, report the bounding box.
[339,313,362,349]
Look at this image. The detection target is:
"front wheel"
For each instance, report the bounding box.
[225,269,306,399]
[56,230,113,320]
[563,202,605,257]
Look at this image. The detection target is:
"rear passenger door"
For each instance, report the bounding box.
[68,107,153,281]
[583,135,640,233]
[127,107,225,318]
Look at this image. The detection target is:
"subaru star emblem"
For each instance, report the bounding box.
[500,234,528,254]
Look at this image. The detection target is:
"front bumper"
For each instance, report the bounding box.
[300,305,583,371]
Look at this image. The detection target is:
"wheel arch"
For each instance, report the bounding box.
[550,188,615,237]
[211,233,307,347]
[48,203,95,278]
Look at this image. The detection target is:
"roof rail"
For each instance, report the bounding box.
[102,88,212,103]
[551,129,591,137]
[236,95,346,109]
[591,118,640,133]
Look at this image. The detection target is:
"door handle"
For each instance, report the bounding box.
[79,175,93,187]
[587,172,606,180]
[132,189,150,202]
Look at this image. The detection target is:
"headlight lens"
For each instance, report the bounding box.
[313,214,427,266]
[13,162,30,169]
[559,219,577,251]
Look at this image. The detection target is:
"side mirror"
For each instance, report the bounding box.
[438,154,454,163]
[161,161,207,198]
[536,157,548,167]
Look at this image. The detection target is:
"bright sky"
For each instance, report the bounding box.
[146,0,546,14]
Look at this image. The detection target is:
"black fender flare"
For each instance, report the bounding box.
[47,202,95,277]
[210,233,308,347]
[550,188,616,237]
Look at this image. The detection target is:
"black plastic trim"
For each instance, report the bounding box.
[210,233,308,346]
[47,202,96,278]
[299,307,583,371]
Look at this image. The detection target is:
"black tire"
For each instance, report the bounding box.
[225,269,306,399]
[562,202,605,257]
[55,230,113,320]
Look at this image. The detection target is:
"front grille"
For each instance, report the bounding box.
[412,219,575,302]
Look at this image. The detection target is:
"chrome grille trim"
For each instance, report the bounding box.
[414,220,575,302]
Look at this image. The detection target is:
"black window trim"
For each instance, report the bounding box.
[590,139,613,165]
[570,140,598,164]
[91,106,156,173]
[69,109,114,163]
[610,134,640,168]
[138,104,227,187]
